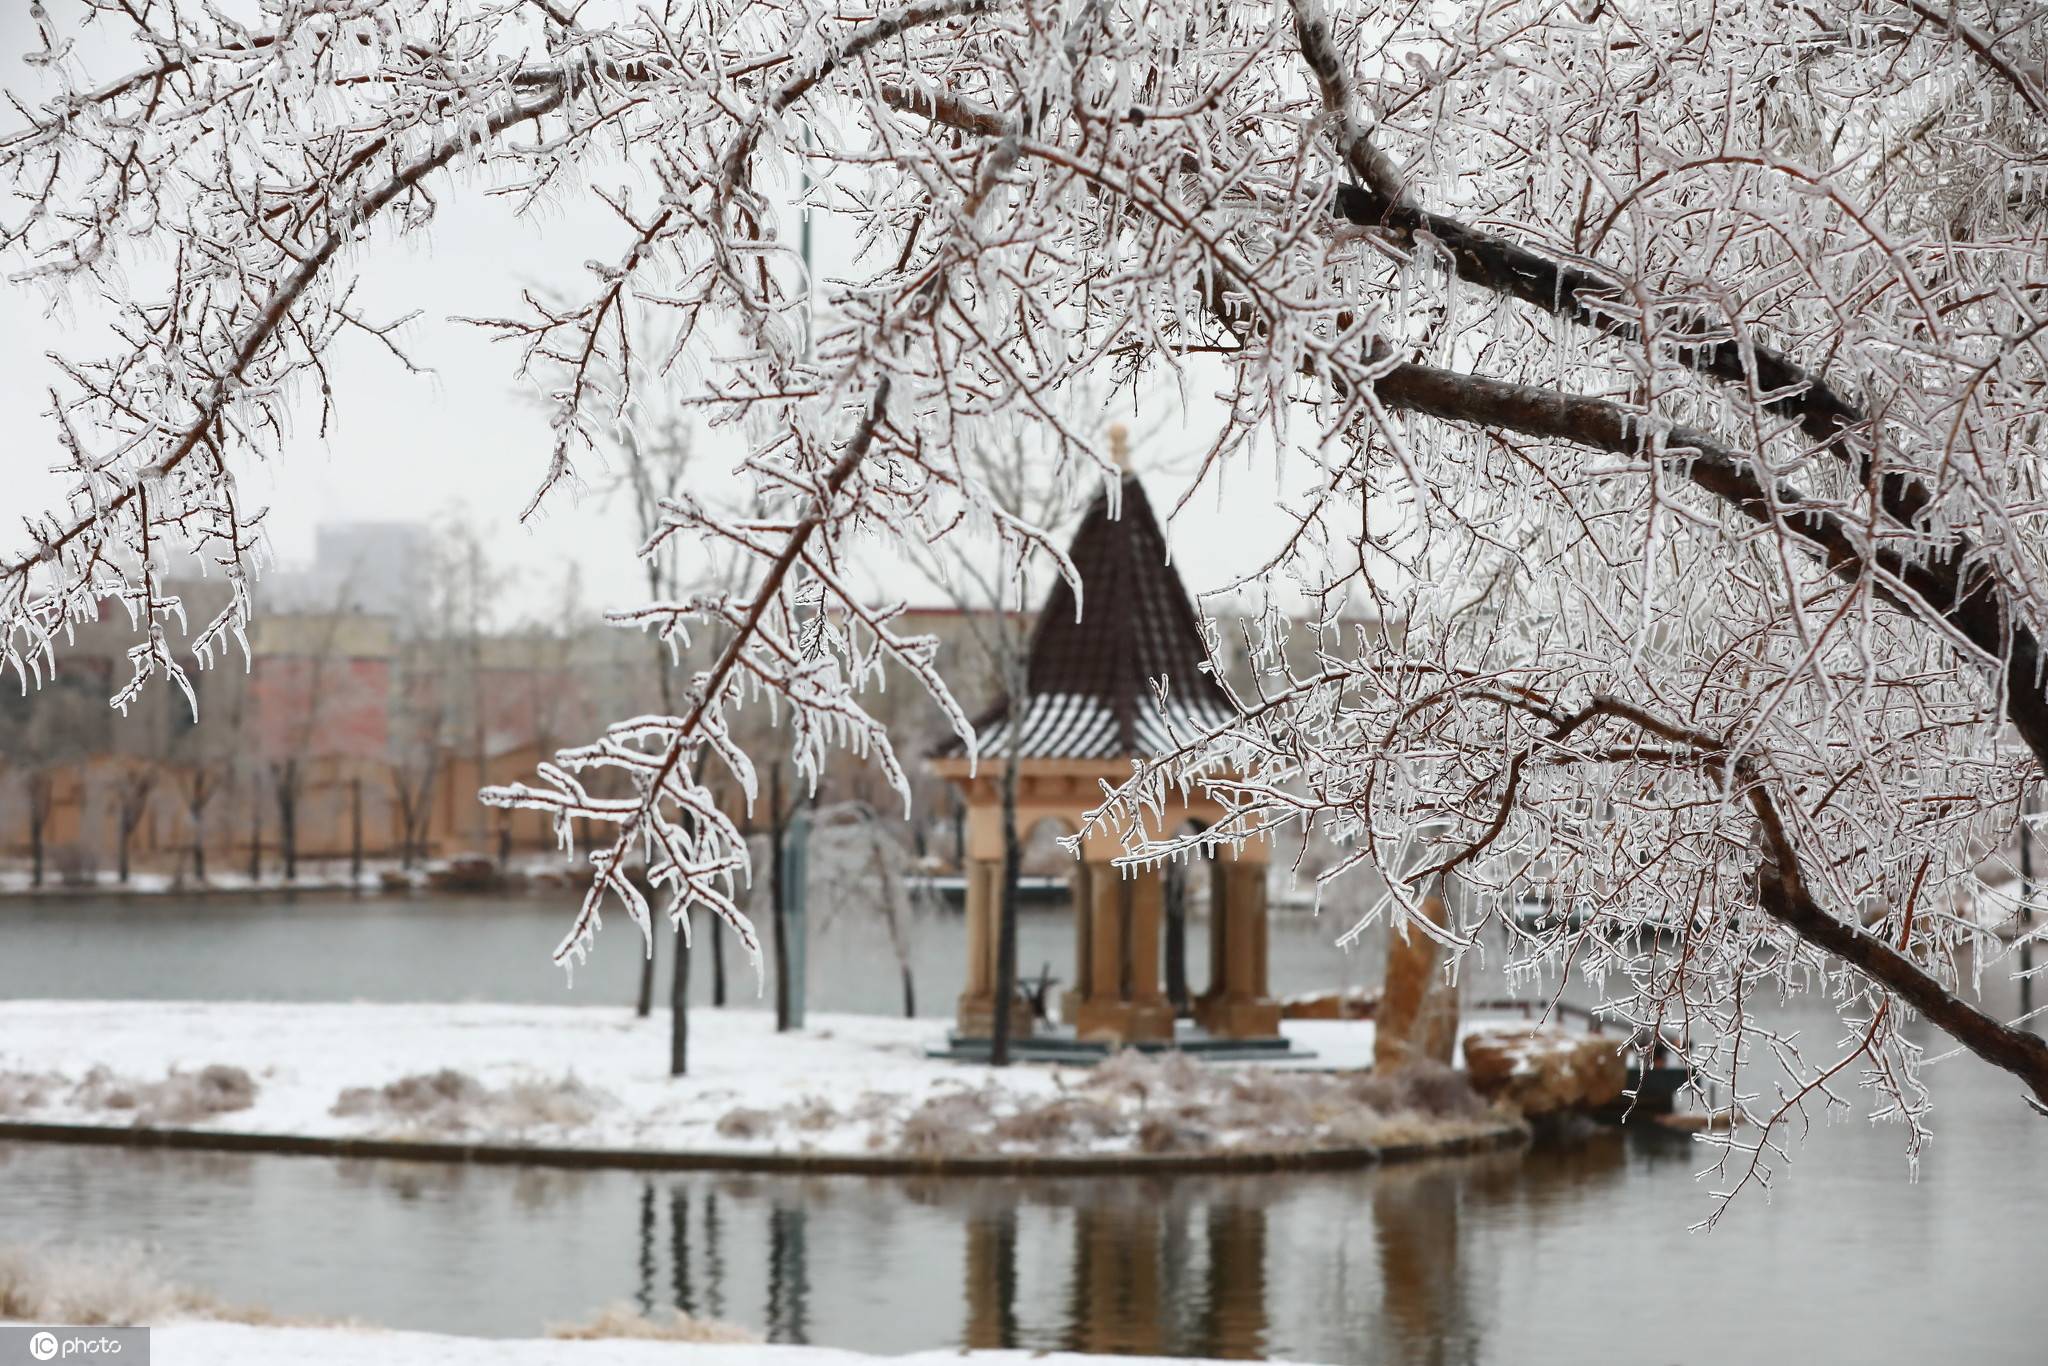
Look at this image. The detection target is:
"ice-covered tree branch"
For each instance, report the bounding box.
[11,0,2048,1179]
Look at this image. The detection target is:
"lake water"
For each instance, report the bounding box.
[2,893,2045,1362]
[0,888,1380,1012]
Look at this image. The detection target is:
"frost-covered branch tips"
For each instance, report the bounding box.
[8,0,2048,1177]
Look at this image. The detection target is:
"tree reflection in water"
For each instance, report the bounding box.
[13,1085,2035,1362]
[273,1128,1643,1358]
[614,1136,1637,1361]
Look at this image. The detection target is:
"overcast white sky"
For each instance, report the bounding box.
[0,4,1316,630]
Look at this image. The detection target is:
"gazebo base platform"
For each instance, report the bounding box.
[929,1023,1307,1065]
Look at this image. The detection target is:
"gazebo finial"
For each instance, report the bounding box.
[1107,422,1130,472]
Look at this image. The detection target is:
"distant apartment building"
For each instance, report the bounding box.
[272,521,434,619]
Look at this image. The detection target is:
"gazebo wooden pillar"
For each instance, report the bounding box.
[1193,849,1282,1039]
[1070,845,1175,1044]
[931,465,1283,1047]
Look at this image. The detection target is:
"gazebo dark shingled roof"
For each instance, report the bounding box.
[942,474,1238,761]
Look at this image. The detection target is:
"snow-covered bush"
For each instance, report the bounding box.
[0,1070,63,1118]
[70,1065,257,1126]
[0,1242,292,1327]
[546,1302,759,1343]
[331,1070,604,1137]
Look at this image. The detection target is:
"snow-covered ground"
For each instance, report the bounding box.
[0,855,565,898]
[0,1001,1517,1162]
[0,863,384,896]
[17,1323,1327,1366]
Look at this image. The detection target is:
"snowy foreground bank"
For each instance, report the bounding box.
[20,1323,1327,1366]
[0,1001,1520,1164]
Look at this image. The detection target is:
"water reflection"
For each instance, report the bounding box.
[1375,1161,1477,1366]
[489,1138,1638,1363]
[963,1206,1018,1349]
[2,1089,2039,1365]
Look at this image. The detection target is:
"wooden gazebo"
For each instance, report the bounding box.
[930,468,1282,1048]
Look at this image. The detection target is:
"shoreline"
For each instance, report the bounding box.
[0,1116,1527,1175]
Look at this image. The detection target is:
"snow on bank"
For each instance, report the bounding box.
[0,1001,1512,1162]
[123,1323,1329,1366]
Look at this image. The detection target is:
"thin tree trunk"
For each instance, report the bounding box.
[636,925,658,1018]
[901,964,916,1019]
[772,763,791,1033]
[247,794,261,883]
[29,795,47,890]
[2022,792,2036,1029]
[350,777,364,887]
[990,745,1022,1067]
[272,761,298,884]
[278,788,297,883]
[670,916,690,1076]
[189,802,207,884]
[711,921,727,1007]
[643,621,674,1022]
[118,824,132,884]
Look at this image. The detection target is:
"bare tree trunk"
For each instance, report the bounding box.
[183,772,212,886]
[2023,790,2037,1029]
[902,964,916,1019]
[771,763,791,1033]
[670,916,690,1076]
[350,777,364,887]
[392,759,435,872]
[189,802,207,884]
[117,823,132,884]
[269,760,300,884]
[277,781,298,883]
[636,913,658,1019]
[28,777,50,890]
[990,746,1022,1068]
[247,791,261,882]
[711,921,727,1007]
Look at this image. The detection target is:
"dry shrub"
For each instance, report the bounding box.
[0,1242,311,1327]
[331,1070,602,1137]
[1221,1069,1302,1110]
[0,1242,197,1323]
[1341,1072,1408,1114]
[546,1302,758,1343]
[898,1088,996,1156]
[69,1065,256,1126]
[333,1069,482,1119]
[1072,1050,1502,1155]
[1135,1115,1209,1154]
[789,1098,839,1132]
[498,1078,605,1130]
[715,1106,777,1140]
[1391,1061,1490,1120]
[0,1070,62,1117]
[1084,1048,1203,1105]
[990,1095,1122,1147]
[845,1092,898,1124]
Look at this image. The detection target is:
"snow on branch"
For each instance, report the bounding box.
[9,0,2048,1183]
